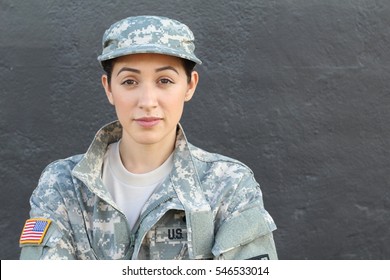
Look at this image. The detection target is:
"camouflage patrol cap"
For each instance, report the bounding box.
[97,15,202,64]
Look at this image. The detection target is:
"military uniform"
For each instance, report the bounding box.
[20,121,277,260]
[20,15,278,260]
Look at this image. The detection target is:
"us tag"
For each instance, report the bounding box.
[156,227,188,243]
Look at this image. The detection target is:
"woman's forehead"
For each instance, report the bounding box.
[113,53,184,70]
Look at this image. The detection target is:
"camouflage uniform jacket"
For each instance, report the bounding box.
[20,121,277,260]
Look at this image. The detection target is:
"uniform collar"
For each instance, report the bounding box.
[71,120,198,207]
[72,121,122,207]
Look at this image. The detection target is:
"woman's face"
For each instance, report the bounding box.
[102,53,198,147]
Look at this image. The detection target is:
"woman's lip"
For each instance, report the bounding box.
[134,117,162,128]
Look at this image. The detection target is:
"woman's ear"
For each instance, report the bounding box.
[184,71,199,102]
[102,75,115,105]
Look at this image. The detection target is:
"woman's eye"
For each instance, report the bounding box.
[159,78,173,84]
[121,79,137,86]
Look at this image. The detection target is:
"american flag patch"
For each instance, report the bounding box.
[20,218,51,245]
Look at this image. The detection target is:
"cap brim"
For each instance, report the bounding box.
[98,44,202,65]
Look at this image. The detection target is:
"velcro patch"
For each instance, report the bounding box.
[20,218,51,245]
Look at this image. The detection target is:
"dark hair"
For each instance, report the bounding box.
[101,57,196,85]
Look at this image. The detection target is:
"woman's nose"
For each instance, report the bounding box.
[137,84,158,109]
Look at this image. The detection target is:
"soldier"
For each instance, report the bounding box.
[20,15,277,260]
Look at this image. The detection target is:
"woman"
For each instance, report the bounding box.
[20,15,277,260]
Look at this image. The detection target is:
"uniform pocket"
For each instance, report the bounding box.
[144,210,189,259]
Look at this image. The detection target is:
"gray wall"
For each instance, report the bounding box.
[1,0,389,260]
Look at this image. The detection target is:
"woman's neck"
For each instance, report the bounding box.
[118,130,176,174]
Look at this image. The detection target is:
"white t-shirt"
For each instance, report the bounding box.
[102,140,173,230]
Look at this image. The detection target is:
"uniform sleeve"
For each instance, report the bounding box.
[20,162,77,260]
[212,172,278,260]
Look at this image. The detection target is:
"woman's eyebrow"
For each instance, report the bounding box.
[116,67,141,76]
[155,66,179,74]
[116,66,179,76]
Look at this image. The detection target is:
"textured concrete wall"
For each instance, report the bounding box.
[1,0,390,259]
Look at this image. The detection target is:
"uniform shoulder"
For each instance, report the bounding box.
[39,154,84,184]
[188,143,253,173]
[43,154,84,172]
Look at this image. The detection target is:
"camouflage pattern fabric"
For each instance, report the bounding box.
[20,121,277,260]
[97,15,202,64]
